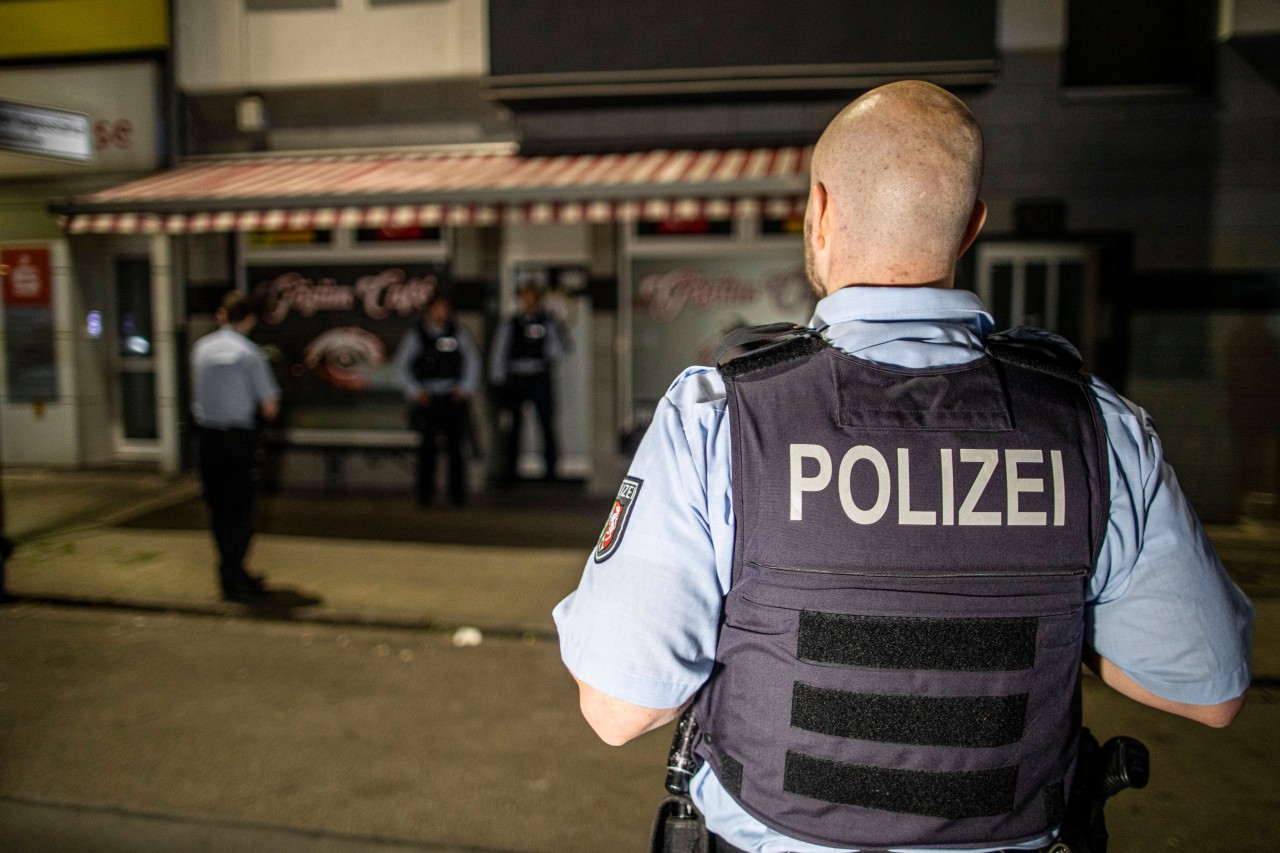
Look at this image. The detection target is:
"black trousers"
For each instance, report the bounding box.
[411,396,468,505]
[502,372,557,479]
[197,426,259,595]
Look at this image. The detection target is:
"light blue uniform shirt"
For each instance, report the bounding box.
[554,286,1254,853]
[190,326,280,430]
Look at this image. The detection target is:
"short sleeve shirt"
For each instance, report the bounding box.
[552,285,1254,853]
[190,326,280,429]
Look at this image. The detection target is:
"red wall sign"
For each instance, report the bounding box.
[2,246,52,308]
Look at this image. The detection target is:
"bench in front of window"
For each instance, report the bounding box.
[261,428,420,492]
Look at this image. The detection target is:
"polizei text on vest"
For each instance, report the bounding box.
[789,444,1067,526]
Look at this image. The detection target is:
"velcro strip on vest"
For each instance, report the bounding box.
[798,611,1038,672]
[791,683,1028,747]
[783,751,1017,819]
[719,752,744,797]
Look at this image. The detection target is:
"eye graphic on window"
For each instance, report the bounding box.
[302,327,386,391]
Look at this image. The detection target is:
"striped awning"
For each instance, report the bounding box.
[55,147,811,235]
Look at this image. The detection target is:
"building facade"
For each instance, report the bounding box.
[4,0,1279,520]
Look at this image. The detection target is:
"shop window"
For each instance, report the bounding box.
[634,218,734,238]
[354,225,444,246]
[245,229,333,250]
[761,215,805,236]
[628,255,812,428]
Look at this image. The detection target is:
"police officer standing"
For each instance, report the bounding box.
[489,282,567,482]
[396,294,480,507]
[190,291,280,603]
[553,81,1253,853]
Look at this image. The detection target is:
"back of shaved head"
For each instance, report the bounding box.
[807,80,984,289]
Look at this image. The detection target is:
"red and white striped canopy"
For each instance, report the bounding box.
[58,147,811,235]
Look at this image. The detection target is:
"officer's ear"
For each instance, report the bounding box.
[957,199,987,259]
[807,182,830,250]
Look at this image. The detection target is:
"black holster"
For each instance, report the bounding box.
[653,709,710,853]
[1056,728,1150,853]
[650,794,711,853]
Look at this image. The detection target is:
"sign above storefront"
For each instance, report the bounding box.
[0,61,160,177]
[0,99,92,163]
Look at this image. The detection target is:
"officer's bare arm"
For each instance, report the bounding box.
[574,676,685,746]
[1084,647,1245,728]
[260,398,280,421]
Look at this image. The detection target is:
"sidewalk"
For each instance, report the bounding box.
[3,467,1279,677]
[1,468,597,638]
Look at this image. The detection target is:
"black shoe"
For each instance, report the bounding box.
[244,572,268,591]
[223,582,268,603]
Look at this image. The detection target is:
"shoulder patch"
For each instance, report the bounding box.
[594,476,643,563]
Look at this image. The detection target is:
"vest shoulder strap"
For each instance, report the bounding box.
[715,323,830,379]
[985,326,1088,385]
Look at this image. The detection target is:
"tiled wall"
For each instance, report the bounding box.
[965,47,1280,519]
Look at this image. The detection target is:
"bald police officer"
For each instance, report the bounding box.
[191,291,280,603]
[553,81,1253,853]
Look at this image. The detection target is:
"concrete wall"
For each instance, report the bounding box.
[176,0,487,91]
[67,237,124,468]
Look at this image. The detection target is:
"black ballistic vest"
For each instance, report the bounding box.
[693,328,1108,850]
[508,313,550,364]
[412,322,463,381]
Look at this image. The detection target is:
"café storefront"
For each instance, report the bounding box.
[49,146,811,493]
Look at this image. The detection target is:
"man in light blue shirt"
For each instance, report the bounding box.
[554,82,1253,853]
[191,291,280,602]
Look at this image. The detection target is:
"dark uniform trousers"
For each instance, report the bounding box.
[413,395,468,505]
[503,371,557,479]
[197,426,260,596]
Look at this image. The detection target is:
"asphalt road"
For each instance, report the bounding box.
[0,603,663,852]
[1,603,1276,852]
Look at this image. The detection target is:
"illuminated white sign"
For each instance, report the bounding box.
[0,99,92,162]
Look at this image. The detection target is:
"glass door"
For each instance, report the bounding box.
[114,256,158,444]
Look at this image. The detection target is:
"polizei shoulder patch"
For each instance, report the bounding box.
[594,476,642,563]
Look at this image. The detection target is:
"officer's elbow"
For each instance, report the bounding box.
[578,690,642,746]
[582,709,637,746]
[575,677,676,746]
[1190,694,1246,728]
